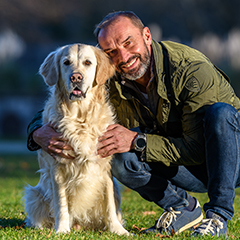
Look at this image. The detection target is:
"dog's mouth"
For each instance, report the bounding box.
[72,87,85,97]
[69,87,88,100]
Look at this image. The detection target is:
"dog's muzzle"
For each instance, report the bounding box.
[68,72,87,100]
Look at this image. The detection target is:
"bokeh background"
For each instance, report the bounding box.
[0,0,240,152]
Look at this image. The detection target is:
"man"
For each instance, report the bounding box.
[27,11,240,237]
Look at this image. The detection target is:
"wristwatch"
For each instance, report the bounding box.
[133,133,147,152]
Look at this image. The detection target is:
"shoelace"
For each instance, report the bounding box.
[195,218,223,236]
[155,207,181,232]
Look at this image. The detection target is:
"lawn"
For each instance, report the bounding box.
[0,154,240,239]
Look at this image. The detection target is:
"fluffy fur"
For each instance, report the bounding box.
[24,44,129,235]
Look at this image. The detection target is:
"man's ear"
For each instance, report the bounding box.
[39,48,62,86]
[143,27,152,46]
[93,47,115,86]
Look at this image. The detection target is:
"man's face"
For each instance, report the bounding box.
[98,16,152,81]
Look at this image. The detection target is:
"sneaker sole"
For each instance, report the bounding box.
[175,213,203,235]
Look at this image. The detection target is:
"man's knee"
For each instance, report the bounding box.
[111,153,126,181]
[111,152,151,189]
[204,102,239,134]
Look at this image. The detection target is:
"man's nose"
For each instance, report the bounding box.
[118,48,129,63]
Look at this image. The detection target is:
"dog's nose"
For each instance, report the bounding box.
[70,73,83,83]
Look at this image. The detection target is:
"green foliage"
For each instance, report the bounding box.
[0,154,240,239]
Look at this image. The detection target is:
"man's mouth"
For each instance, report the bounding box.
[125,57,137,68]
[119,56,139,70]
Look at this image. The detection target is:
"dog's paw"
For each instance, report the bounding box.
[114,229,130,236]
[55,227,70,234]
[110,224,130,236]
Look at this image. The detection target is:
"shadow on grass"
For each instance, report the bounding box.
[0,217,26,229]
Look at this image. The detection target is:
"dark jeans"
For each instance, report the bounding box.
[111,103,240,220]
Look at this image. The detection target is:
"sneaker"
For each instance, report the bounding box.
[193,210,228,237]
[143,198,203,235]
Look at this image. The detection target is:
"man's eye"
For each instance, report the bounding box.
[63,59,71,65]
[125,41,131,46]
[84,60,92,65]
[107,50,117,57]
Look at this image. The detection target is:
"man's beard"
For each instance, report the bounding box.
[118,43,151,81]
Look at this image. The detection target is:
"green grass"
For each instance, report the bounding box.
[0,154,240,239]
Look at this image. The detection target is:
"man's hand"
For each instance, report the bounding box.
[97,124,138,158]
[33,122,74,159]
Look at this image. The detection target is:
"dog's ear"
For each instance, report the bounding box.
[39,49,61,86]
[93,47,115,86]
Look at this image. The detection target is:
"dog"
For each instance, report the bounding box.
[24,43,129,235]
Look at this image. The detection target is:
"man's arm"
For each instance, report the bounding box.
[27,110,44,151]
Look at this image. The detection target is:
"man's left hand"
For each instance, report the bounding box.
[97,124,137,158]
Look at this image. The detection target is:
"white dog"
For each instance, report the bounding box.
[24,44,129,235]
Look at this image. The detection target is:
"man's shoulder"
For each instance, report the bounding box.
[160,40,209,63]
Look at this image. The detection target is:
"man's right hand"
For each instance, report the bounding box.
[33,122,74,159]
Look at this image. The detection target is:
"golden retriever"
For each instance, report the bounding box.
[24,44,129,235]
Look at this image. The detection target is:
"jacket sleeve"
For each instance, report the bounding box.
[145,62,222,166]
[27,110,43,151]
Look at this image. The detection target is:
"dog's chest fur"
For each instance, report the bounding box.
[40,85,115,227]
[43,84,114,160]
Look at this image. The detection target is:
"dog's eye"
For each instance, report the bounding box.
[63,59,71,65]
[84,60,92,66]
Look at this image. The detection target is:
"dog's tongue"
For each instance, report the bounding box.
[72,89,82,96]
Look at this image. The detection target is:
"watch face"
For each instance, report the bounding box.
[137,138,146,148]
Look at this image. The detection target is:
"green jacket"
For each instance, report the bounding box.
[108,40,240,166]
[27,40,240,167]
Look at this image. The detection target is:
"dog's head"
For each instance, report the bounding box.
[39,44,115,101]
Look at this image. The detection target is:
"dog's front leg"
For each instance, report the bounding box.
[104,176,129,235]
[51,167,70,233]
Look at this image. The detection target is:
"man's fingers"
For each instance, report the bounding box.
[98,133,111,143]
[99,146,118,158]
[48,142,67,154]
[97,124,138,158]
[49,139,73,150]
[33,123,74,160]
[48,144,75,160]
[63,144,74,150]
[97,137,114,151]
[97,141,117,157]
[98,124,118,142]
